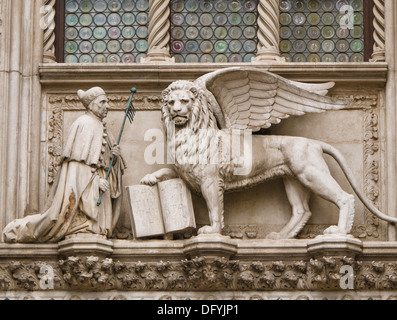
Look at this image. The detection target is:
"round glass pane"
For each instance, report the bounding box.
[171,41,184,53]
[186,27,199,39]
[65,55,78,63]
[293,27,306,39]
[122,13,135,25]
[109,0,122,12]
[186,0,199,12]
[94,27,107,39]
[136,0,149,11]
[93,41,106,53]
[136,40,148,52]
[200,27,213,39]
[108,40,121,53]
[215,54,228,63]
[94,0,107,12]
[215,40,228,53]
[108,54,121,63]
[122,54,135,63]
[229,26,243,39]
[79,41,92,53]
[65,27,78,40]
[214,27,227,39]
[66,1,78,13]
[108,13,121,26]
[200,1,213,12]
[79,27,92,40]
[322,40,335,53]
[244,26,257,39]
[79,54,92,63]
[94,54,107,63]
[122,27,135,39]
[122,0,135,11]
[200,41,213,53]
[108,27,121,39]
[122,40,134,52]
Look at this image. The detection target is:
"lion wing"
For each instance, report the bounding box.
[195,67,353,132]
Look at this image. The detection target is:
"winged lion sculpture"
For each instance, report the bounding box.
[141,67,397,239]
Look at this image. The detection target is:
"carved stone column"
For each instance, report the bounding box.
[371,0,386,62]
[42,0,56,63]
[141,0,175,63]
[252,0,284,63]
[0,0,43,238]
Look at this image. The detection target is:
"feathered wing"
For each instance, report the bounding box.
[195,67,353,132]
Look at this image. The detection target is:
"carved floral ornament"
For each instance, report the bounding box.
[1,255,397,294]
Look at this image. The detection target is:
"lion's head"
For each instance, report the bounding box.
[161,80,218,133]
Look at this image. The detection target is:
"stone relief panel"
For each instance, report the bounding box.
[43,90,385,241]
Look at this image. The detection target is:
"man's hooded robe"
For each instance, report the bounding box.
[2,114,124,243]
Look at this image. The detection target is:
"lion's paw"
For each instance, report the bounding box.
[198,225,222,235]
[323,225,345,235]
[140,174,158,186]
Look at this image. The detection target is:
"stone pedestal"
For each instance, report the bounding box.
[183,234,237,260]
[307,234,363,258]
[58,234,114,258]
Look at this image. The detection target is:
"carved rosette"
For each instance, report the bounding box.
[2,256,397,294]
[252,0,284,63]
[370,0,386,62]
[141,0,175,63]
[42,0,56,63]
[46,93,161,186]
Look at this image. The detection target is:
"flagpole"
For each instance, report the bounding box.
[97,87,137,206]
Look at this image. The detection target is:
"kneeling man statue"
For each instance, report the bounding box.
[2,87,125,243]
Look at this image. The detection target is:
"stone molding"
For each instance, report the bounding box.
[1,238,397,293]
[39,63,389,88]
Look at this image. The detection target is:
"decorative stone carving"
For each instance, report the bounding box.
[141,67,397,239]
[371,0,386,62]
[2,87,125,243]
[252,0,284,63]
[42,0,56,63]
[141,0,175,63]
[1,255,397,293]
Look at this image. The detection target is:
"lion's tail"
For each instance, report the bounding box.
[319,141,397,225]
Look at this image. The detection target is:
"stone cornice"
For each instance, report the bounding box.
[39,63,389,89]
[1,239,397,261]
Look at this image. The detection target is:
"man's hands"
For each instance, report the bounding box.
[99,179,110,193]
[98,144,121,194]
[111,144,121,157]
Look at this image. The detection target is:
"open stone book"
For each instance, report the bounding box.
[126,178,196,238]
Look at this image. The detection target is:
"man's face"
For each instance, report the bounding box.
[89,95,110,119]
[167,90,194,126]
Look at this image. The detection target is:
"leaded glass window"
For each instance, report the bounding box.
[170,0,258,63]
[64,0,149,63]
[279,0,365,62]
